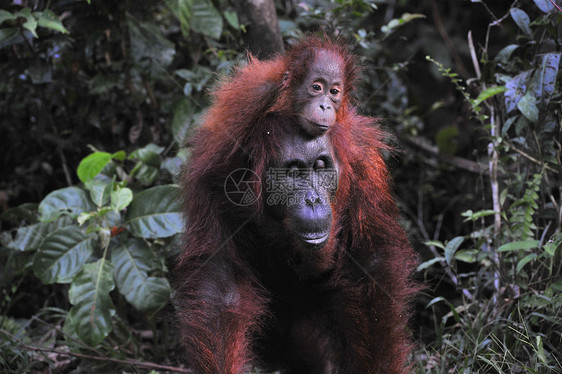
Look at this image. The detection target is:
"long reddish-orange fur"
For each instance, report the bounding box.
[174,35,418,373]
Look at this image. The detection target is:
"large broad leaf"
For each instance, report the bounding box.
[510,8,532,37]
[5,216,73,252]
[532,53,561,101]
[190,0,223,39]
[534,0,555,13]
[33,227,96,284]
[112,239,170,311]
[126,13,175,78]
[504,70,531,113]
[517,91,539,123]
[68,260,115,346]
[38,186,95,222]
[125,185,182,238]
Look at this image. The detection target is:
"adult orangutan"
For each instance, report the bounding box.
[173,36,418,373]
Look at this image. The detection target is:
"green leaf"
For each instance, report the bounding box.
[1,202,38,223]
[516,253,537,273]
[426,296,447,308]
[125,185,182,239]
[168,0,193,37]
[4,216,73,252]
[461,209,498,221]
[39,186,95,222]
[424,240,445,250]
[62,309,79,341]
[426,295,460,324]
[0,10,17,24]
[532,53,561,101]
[517,91,539,123]
[134,164,160,186]
[4,223,49,252]
[435,125,458,155]
[473,86,508,107]
[444,236,464,265]
[126,13,175,78]
[510,8,532,37]
[171,97,195,144]
[128,144,163,186]
[190,0,223,39]
[494,44,519,63]
[77,152,113,183]
[504,70,531,113]
[33,9,68,34]
[33,227,96,284]
[454,250,479,263]
[416,257,444,272]
[162,156,183,176]
[112,150,126,161]
[0,27,19,48]
[380,13,425,36]
[176,65,212,93]
[544,233,562,256]
[84,180,112,207]
[501,116,518,136]
[17,8,38,38]
[68,259,115,346]
[112,239,170,311]
[110,187,133,212]
[128,144,164,166]
[498,239,539,252]
[534,0,555,13]
[224,10,239,29]
[174,69,195,81]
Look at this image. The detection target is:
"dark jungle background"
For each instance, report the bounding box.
[0,0,561,372]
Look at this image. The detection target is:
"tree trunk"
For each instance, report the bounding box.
[235,0,285,59]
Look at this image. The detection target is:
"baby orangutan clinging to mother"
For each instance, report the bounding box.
[173,35,418,374]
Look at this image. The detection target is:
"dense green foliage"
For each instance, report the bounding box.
[0,0,560,372]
